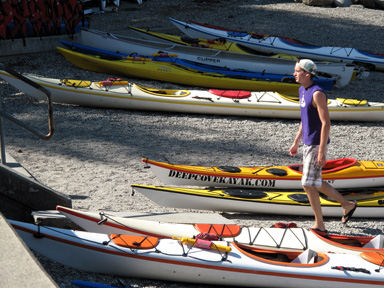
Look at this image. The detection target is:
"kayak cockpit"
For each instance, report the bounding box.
[209,89,251,99]
[235,244,328,266]
[135,84,190,97]
[110,234,159,249]
[288,158,357,174]
[311,229,384,250]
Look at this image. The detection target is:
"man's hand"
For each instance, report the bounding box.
[318,153,327,167]
[289,143,299,156]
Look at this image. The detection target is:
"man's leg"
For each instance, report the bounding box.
[303,185,326,231]
[318,181,357,222]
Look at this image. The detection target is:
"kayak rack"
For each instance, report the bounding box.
[0,63,54,165]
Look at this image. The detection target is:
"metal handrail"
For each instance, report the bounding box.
[0,63,54,164]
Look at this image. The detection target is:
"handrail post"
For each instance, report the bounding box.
[0,98,6,164]
[0,64,55,166]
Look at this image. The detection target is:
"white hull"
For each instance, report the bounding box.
[169,18,384,71]
[10,220,384,288]
[1,70,384,121]
[80,28,354,88]
[57,205,384,254]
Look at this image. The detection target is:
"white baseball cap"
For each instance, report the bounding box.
[297,59,317,75]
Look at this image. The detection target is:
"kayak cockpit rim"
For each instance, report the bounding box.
[233,243,329,267]
[134,84,190,97]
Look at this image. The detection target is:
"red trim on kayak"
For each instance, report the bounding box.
[288,158,357,174]
[13,223,384,286]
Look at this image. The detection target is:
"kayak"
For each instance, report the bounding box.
[73,280,133,288]
[142,158,384,189]
[80,27,355,88]
[56,46,302,95]
[169,18,384,71]
[10,220,384,288]
[57,205,384,254]
[130,184,384,217]
[59,40,334,90]
[1,69,383,121]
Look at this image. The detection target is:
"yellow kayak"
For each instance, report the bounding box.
[57,47,301,95]
[131,184,384,217]
[128,26,295,56]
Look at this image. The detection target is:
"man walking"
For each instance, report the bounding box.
[289,59,357,232]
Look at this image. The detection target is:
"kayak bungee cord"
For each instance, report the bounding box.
[331,266,371,274]
[92,212,309,251]
[374,258,384,273]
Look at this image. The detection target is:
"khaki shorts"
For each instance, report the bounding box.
[301,144,328,187]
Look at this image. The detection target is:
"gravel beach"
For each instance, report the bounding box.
[1,0,384,287]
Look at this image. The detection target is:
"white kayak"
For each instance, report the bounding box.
[141,158,384,189]
[56,205,384,255]
[80,28,355,88]
[1,70,384,121]
[169,18,384,71]
[10,220,384,288]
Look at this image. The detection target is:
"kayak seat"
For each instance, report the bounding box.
[173,90,189,96]
[363,234,384,249]
[291,249,317,264]
[110,234,159,249]
[194,224,241,238]
[208,89,251,99]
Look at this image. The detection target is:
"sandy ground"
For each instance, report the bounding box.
[1,0,384,287]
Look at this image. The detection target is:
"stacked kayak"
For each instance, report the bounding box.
[130,185,384,216]
[169,18,384,71]
[1,69,384,121]
[57,205,384,252]
[80,28,356,88]
[59,40,334,90]
[142,158,384,189]
[56,46,302,95]
[10,219,384,288]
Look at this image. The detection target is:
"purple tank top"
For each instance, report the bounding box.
[300,84,330,145]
